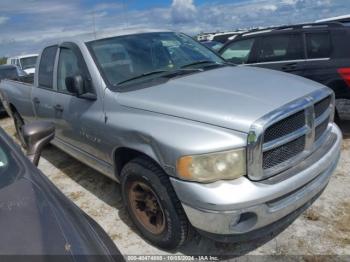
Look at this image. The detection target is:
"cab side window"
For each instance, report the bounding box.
[306,32,331,59]
[38,46,57,89]
[220,38,255,64]
[57,48,81,93]
[257,34,303,63]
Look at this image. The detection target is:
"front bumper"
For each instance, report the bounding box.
[170,124,342,238]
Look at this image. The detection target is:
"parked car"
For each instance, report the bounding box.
[0,121,122,260]
[201,40,224,51]
[219,22,350,121]
[7,54,38,75]
[0,29,342,250]
[0,64,27,81]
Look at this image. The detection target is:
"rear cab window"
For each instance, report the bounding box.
[38,46,58,89]
[305,32,332,59]
[256,34,304,63]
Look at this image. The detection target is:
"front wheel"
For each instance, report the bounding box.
[121,157,190,250]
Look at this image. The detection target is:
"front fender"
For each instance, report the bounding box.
[105,104,247,179]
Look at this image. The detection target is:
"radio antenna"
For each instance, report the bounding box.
[122,0,129,28]
[92,9,97,39]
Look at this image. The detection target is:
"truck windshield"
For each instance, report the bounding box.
[88,32,224,87]
[20,56,37,70]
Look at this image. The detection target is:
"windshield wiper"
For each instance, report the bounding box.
[117,70,169,85]
[117,68,204,85]
[181,60,222,69]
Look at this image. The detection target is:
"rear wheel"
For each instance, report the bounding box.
[121,157,190,250]
[13,111,26,148]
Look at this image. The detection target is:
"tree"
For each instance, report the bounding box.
[0,57,7,65]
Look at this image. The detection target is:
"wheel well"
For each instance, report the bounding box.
[114,147,157,178]
[9,103,17,114]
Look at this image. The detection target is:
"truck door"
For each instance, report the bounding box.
[53,43,105,160]
[251,33,306,76]
[31,46,57,122]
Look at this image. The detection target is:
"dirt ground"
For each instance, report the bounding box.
[0,115,349,260]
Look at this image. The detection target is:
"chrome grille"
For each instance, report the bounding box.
[247,88,334,181]
[315,117,329,142]
[314,96,331,118]
[264,110,305,143]
[263,136,305,169]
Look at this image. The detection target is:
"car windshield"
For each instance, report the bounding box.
[0,133,20,188]
[0,68,17,80]
[88,32,224,87]
[20,56,37,70]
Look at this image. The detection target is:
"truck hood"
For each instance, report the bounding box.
[117,66,324,133]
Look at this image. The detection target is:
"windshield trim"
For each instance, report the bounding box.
[20,56,37,70]
[86,32,225,92]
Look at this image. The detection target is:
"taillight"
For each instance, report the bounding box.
[338,68,350,88]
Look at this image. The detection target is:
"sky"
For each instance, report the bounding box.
[0,0,349,57]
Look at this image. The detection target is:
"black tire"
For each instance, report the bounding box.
[13,111,26,148]
[121,157,190,250]
[334,109,341,124]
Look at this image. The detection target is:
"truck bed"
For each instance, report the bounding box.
[0,79,35,120]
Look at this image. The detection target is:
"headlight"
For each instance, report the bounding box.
[177,148,246,183]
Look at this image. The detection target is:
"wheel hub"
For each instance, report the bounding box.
[128,181,166,235]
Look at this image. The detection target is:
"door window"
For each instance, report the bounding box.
[57,48,82,93]
[306,32,331,59]
[257,34,303,63]
[220,38,255,64]
[38,46,57,89]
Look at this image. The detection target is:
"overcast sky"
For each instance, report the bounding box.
[0,0,349,57]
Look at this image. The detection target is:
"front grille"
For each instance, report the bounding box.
[248,90,333,181]
[314,96,331,118]
[263,136,305,170]
[264,110,306,143]
[315,117,329,142]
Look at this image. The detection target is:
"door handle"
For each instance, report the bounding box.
[33,97,40,104]
[54,104,64,112]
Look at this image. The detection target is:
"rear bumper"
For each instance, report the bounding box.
[170,124,341,238]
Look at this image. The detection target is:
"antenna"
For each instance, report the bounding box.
[92,9,97,39]
[122,0,129,28]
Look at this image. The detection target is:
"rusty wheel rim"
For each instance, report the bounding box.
[128,181,166,235]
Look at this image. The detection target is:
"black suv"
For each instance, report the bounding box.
[218,22,350,121]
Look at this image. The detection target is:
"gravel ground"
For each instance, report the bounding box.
[0,114,349,260]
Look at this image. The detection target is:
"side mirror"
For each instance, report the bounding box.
[22,121,55,166]
[65,75,85,96]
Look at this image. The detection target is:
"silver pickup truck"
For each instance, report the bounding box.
[0,29,342,250]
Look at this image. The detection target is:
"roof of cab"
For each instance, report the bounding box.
[8,54,38,59]
[58,28,172,44]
